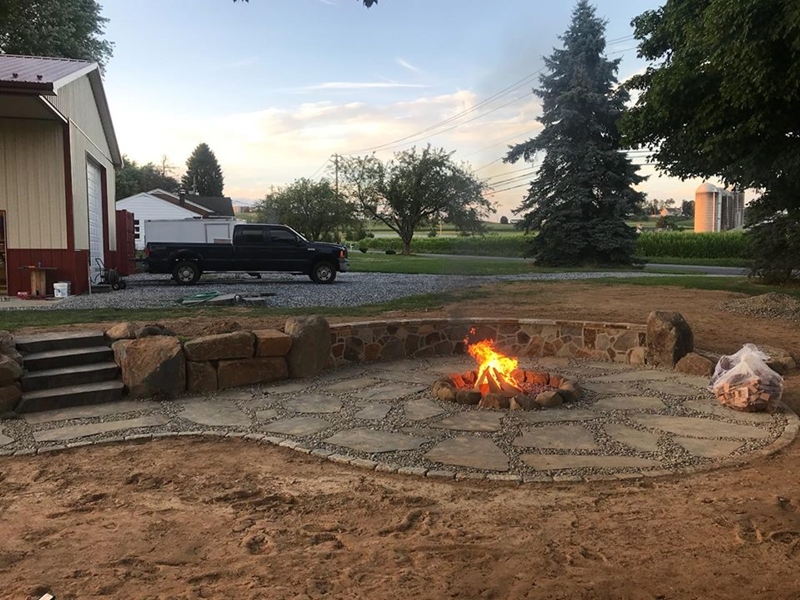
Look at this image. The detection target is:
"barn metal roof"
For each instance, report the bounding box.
[0,55,95,92]
[0,55,122,167]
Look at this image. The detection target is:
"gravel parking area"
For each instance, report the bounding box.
[24,271,676,311]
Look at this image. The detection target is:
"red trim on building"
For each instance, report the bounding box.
[5,249,90,296]
[62,122,75,250]
[115,210,136,276]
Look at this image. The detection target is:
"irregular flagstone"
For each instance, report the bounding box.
[632,414,771,439]
[536,357,572,369]
[283,394,342,414]
[354,404,392,420]
[34,415,169,443]
[238,398,275,412]
[374,370,436,385]
[683,399,775,424]
[23,400,161,425]
[325,428,429,453]
[582,382,642,396]
[262,382,313,395]
[425,437,510,471]
[604,424,661,452]
[400,426,448,438]
[591,396,666,411]
[255,409,279,421]
[325,377,381,392]
[643,381,704,397]
[519,409,599,424]
[357,384,427,401]
[261,416,333,436]
[581,361,637,371]
[404,398,447,421]
[0,431,13,446]
[514,425,599,450]
[213,390,254,401]
[674,437,744,459]
[178,400,252,428]
[433,412,503,432]
[674,375,713,389]
[522,454,660,470]
[587,371,670,383]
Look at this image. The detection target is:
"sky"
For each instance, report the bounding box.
[99,0,708,216]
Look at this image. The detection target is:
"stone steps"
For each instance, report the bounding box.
[17,381,125,414]
[15,330,124,414]
[22,346,114,371]
[14,330,105,354]
[20,361,119,392]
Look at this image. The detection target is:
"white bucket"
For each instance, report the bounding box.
[53,282,71,298]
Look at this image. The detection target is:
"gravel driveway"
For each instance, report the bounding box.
[29,271,676,311]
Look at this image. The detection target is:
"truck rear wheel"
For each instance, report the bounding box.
[310,261,336,284]
[173,260,201,285]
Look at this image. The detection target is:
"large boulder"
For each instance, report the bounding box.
[184,331,255,362]
[187,361,218,393]
[646,311,694,368]
[0,354,23,387]
[0,383,22,413]
[285,316,331,378]
[120,336,185,399]
[254,329,293,357]
[675,352,715,377]
[106,322,138,342]
[759,345,797,375]
[112,339,134,367]
[135,323,175,339]
[217,357,288,389]
[0,331,22,366]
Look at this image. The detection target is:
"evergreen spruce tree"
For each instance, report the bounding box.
[181,143,225,196]
[505,0,644,266]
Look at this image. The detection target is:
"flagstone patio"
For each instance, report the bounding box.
[1,356,797,482]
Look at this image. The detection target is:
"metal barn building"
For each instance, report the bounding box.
[0,55,122,297]
[694,182,745,232]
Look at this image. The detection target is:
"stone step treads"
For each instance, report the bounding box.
[17,380,125,414]
[22,346,114,372]
[14,330,106,354]
[20,361,120,392]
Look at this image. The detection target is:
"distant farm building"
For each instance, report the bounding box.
[694,183,745,232]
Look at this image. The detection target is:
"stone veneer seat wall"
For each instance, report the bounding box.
[328,318,647,367]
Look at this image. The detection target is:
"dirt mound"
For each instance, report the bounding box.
[721,293,800,322]
[165,317,245,339]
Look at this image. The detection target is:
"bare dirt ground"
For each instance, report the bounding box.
[4,282,800,599]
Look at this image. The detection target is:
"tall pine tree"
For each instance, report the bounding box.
[181,143,225,196]
[505,0,644,266]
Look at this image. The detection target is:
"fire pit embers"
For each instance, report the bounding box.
[433,368,581,410]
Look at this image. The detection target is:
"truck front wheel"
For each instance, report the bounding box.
[173,260,201,285]
[310,261,336,284]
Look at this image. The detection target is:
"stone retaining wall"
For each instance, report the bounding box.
[329,318,648,367]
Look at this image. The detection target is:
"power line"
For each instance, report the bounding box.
[460,127,540,160]
[345,66,546,155]
[486,172,536,188]
[487,182,531,195]
[483,166,536,180]
[308,157,330,179]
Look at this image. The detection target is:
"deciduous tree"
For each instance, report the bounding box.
[340,146,493,255]
[181,143,225,197]
[115,156,180,200]
[622,0,800,282]
[255,179,357,242]
[0,0,113,69]
[505,0,644,266]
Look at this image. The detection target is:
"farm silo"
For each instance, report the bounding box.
[694,182,718,232]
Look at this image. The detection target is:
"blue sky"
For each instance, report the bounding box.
[100,0,705,214]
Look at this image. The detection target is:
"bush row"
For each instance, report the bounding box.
[353,230,751,260]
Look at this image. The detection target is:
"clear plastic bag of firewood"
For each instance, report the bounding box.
[711,345,784,412]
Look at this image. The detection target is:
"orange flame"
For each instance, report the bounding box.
[468,339,522,394]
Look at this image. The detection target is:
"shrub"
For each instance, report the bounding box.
[385,249,396,255]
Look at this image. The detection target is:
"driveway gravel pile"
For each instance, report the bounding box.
[39,271,673,311]
[722,292,800,323]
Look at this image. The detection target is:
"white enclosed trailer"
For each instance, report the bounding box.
[144,218,239,246]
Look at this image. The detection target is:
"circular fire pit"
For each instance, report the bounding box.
[431,338,581,410]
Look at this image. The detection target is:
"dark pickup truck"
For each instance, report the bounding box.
[145,224,349,285]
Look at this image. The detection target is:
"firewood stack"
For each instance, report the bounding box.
[714,375,783,412]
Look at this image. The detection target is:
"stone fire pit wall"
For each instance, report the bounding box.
[328,318,647,367]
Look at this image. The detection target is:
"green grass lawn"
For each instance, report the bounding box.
[348,252,538,275]
[584,275,800,298]
[639,256,754,268]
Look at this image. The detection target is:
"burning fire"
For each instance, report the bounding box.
[467,339,523,396]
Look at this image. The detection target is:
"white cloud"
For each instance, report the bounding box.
[396,58,422,74]
[302,81,428,91]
